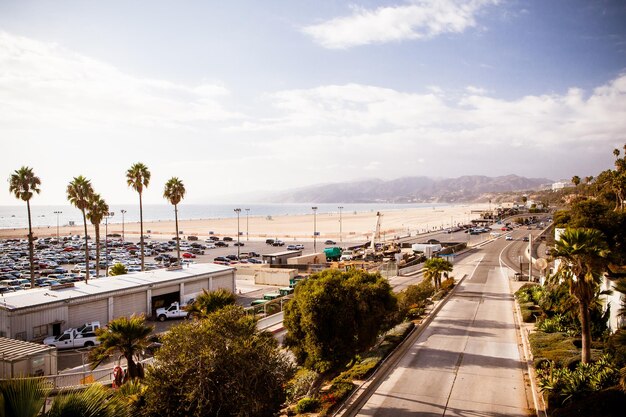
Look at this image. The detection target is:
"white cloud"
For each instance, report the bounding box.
[234,74,626,155]
[465,85,487,95]
[302,0,499,49]
[0,31,240,131]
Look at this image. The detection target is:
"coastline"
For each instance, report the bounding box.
[0,203,490,241]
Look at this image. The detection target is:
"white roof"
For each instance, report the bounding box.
[0,263,233,311]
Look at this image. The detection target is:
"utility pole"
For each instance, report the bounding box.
[234,208,241,258]
[245,208,250,241]
[120,209,126,242]
[312,206,318,252]
[53,211,62,241]
[338,206,343,245]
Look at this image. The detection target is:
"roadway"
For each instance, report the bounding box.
[352,227,546,416]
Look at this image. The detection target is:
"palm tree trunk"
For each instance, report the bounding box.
[95,224,100,279]
[580,302,592,364]
[139,192,144,271]
[82,209,90,284]
[175,203,180,265]
[26,199,35,289]
[125,354,139,381]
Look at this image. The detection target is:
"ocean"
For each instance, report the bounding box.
[0,203,449,229]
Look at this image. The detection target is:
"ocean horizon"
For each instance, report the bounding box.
[0,203,453,230]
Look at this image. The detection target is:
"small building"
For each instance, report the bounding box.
[0,337,57,378]
[262,250,302,265]
[0,263,235,342]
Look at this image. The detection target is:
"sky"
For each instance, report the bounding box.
[1,0,625,205]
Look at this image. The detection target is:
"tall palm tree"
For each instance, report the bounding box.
[126,163,151,271]
[89,315,154,381]
[163,177,185,265]
[86,193,109,279]
[552,228,609,363]
[8,166,41,289]
[67,176,94,284]
[424,257,453,291]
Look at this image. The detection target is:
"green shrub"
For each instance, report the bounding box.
[537,315,569,333]
[295,397,320,414]
[285,368,319,403]
[521,307,536,323]
[530,332,581,368]
[538,355,619,408]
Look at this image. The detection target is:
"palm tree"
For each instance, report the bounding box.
[109,263,128,276]
[163,177,186,265]
[0,377,49,417]
[89,315,154,381]
[8,167,41,290]
[424,257,453,292]
[185,288,236,319]
[552,228,609,363]
[86,193,109,279]
[67,176,94,284]
[571,175,581,187]
[126,163,151,271]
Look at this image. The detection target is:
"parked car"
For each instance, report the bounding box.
[223,237,233,242]
[247,251,261,257]
[215,241,229,247]
[272,240,285,247]
[214,256,230,263]
[247,258,262,264]
[505,235,513,241]
[225,255,239,261]
[325,240,336,245]
[233,242,244,246]
[182,252,196,259]
[265,239,275,245]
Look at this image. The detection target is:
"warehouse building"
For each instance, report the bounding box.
[0,263,235,342]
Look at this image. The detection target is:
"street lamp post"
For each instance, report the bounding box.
[312,206,318,252]
[338,206,343,245]
[105,212,114,276]
[53,211,62,241]
[120,209,127,242]
[234,208,241,258]
[245,208,250,241]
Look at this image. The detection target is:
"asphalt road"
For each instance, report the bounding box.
[355,234,532,416]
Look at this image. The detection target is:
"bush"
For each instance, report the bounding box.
[440,277,455,292]
[538,355,619,408]
[285,368,319,403]
[530,332,581,369]
[537,315,569,333]
[295,397,320,414]
[398,279,435,317]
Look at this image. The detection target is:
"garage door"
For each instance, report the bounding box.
[68,299,108,328]
[184,279,207,298]
[151,285,179,297]
[113,292,147,319]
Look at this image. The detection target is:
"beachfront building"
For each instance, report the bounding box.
[0,263,235,342]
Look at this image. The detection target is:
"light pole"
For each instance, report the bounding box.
[312,206,318,252]
[105,212,114,276]
[120,209,127,242]
[245,208,250,241]
[338,206,343,245]
[53,211,62,241]
[234,208,241,258]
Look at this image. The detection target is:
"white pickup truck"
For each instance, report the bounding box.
[156,301,189,322]
[44,328,100,349]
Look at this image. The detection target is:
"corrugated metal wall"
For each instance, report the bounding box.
[112,292,147,319]
[151,285,179,297]
[8,306,68,340]
[68,299,108,328]
[212,274,234,291]
[183,279,206,299]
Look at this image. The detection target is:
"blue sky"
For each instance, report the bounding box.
[1,0,625,205]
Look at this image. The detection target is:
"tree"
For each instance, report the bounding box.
[185,288,236,319]
[109,262,128,276]
[126,162,151,271]
[141,305,293,417]
[284,269,397,373]
[424,257,453,292]
[0,377,49,417]
[8,166,41,290]
[163,177,185,265]
[89,315,154,381]
[552,228,609,363]
[67,175,94,283]
[86,193,109,279]
[572,175,581,187]
[47,383,130,417]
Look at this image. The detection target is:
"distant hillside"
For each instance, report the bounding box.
[267,175,552,203]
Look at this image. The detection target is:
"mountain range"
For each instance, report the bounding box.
[266,175,553,204]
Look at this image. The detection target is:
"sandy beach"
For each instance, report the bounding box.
[0,204,490,242]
